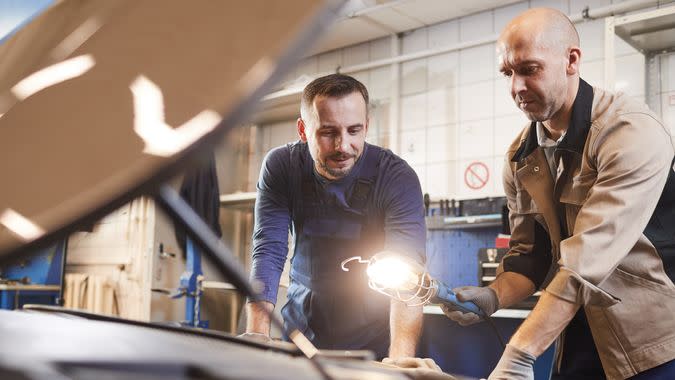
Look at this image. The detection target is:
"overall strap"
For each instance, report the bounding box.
[289,142,315,229]
[348,144,380,213]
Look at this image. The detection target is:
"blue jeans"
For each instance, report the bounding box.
[630,359,675,379]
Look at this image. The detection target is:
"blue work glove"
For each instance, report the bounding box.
[440,286,499,326]
[488,344,535,380]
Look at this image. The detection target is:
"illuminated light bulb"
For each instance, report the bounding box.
[366,256,420,291]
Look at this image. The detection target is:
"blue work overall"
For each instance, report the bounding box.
[281,144,391,359]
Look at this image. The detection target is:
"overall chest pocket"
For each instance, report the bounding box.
[302,218,362,240]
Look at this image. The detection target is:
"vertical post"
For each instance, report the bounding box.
[604,17,616,90]
[182,238,207,328]
[57,238,68,306]
[0,291,10,309]
[645,52,661,116]
[389,33,401,153]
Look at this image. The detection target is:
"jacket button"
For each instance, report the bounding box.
[533,166,540,172]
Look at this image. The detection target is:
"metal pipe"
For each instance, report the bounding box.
[570,0,660,22]
[334,0,660,76]
[341,33,498,75]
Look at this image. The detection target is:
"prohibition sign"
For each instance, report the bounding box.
[464,162,489,190]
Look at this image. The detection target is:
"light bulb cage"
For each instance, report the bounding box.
[340,255,436,307]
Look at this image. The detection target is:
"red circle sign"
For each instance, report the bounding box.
[464,162,490,190]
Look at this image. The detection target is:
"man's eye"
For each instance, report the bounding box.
[522,66,539,75]
[348,128,361,135]
[501,71,513,78]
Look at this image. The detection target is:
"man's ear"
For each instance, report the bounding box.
[567,47,581,75]
[297,118,308,142]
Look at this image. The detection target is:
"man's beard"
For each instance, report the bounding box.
[319,153,357,179]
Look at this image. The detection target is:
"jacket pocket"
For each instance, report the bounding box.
[597,268,675,356]
[559,176,594,232]
[615,268,675,296]
[559,174,594,206]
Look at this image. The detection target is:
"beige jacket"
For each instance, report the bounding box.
[498,79,675,380]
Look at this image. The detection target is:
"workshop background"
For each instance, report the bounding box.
[1,0,674,378]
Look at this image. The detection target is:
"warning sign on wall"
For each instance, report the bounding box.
[464,161,490,190]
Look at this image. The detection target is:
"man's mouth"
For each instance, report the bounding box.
[331,155,352,162]
[518,99,534,109]
[329,155,353,168]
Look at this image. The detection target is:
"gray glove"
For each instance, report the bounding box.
[488,344,535,380]
[440,286,499,326]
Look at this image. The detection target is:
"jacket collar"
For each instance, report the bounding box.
[511,78,594,162]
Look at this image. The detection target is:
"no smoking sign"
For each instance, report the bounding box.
[464,161,490,190]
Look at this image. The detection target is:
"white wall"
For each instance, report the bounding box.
[250,0,674,200]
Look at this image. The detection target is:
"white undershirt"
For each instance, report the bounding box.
[536,122,566,181]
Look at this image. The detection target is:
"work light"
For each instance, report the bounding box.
[341,253,483,315]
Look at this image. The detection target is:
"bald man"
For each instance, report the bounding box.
[440,8,675,380]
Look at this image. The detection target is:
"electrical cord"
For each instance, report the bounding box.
[483,314,507,349]
[469,300,506,350]
[441,289,507,350]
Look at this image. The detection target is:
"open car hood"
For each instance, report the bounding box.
[0,0,338,260]
[0,306,414,380]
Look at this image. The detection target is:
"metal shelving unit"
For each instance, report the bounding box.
[426,213,502,230]
[605,5,675,116]
[219,191,257,210]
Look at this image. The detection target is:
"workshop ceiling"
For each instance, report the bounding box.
[308,0,521,55]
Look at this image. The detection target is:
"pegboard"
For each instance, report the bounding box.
[426,226,501,289]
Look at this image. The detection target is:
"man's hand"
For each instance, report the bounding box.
[381,357,457,380]
[488,344,536,380]
[382,357,442,371]
[440,286,499,326]
[237,332,273,343]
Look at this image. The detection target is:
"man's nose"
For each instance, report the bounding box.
[334,132,349,151]
[511,75,526,98]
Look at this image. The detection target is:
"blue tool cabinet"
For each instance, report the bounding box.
[421,216,554,379]
[0,240,66,310]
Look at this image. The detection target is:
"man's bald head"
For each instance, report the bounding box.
[496,8,582,125]
[499,8,579,56]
